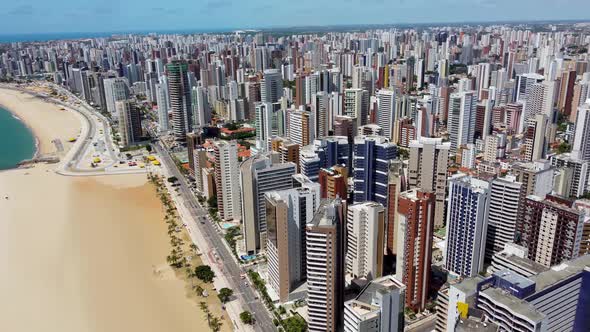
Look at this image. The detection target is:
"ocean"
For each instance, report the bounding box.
[0,106,36,170]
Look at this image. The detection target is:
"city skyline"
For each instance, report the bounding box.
[3,0,590,36]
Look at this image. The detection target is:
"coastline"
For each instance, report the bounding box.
[0,88,226,332]
[0,104,41,164]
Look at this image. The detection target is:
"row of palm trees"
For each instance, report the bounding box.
[148,172,225,332]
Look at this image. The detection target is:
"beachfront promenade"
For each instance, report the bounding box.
[154,141,276,332]
[0,83,146,176]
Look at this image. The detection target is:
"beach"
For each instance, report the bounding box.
[0,88,229,332]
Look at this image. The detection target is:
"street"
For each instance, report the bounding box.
[153,141,276,332]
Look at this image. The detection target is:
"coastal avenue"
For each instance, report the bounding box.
[153,141,276,332]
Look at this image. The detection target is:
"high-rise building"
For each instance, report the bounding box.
[408,137,450,228]
[523,81,555,129]
[520,195,584,267]
[571,101,590,161]
[265,183,320,302]
[558,70,576,116]
[312,91,330,138]
[445,174,490,278]
[346,202,385,280]
[115,100,142,147]
[447,90,477,153]
[261,69,283,103]
[191,86,210,128]
[485,175,523,259]
[155,83,169,132]
[343,275,405,332]
[270,137,300,171]
[318,165,348,199]
[344,89,369,128]
[376,89,396,140]
[254,102,274,152]
[396,189,435,312]
[306,199,346,332]
[213,140,242,221]
[103,77,129,116]
[288,109,313,147]
[386,160,406,256]
[353,136,397,205]
[167,60,193,140]
[240,155,296,254]
[522,114,549,162]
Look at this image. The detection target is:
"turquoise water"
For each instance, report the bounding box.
[0,107,36,170]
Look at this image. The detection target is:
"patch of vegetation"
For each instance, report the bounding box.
[194,265,216,283]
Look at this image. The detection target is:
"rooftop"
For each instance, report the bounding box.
[493,269,535,289]
[355,275,405,305]
[480,287,545,322]
[494,252,548,275]
[531,255,590,294]
[344,300,380,318]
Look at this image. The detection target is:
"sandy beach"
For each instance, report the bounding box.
[0,88,229,332]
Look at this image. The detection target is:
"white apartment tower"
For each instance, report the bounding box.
[213,140,242,222]
[447,90,477,153]
[345,202,385,280]
[376,89,396,140]
[485,175,523,259]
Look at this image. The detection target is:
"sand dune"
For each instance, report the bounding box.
[0,88,226,332]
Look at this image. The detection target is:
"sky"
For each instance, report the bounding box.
[1,0,590,35]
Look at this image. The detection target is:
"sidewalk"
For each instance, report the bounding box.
[159,164,254,332]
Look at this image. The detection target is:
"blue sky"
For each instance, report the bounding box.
[2,0,590,34]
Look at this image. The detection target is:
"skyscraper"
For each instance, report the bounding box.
[522,114,549,162]
[520,195,584,267]
[447,90,477,153]
[386,160,406,256]
[445,174,490,278]
[265,183,320,302]
[213,140,242,222]
[240,154,296,254]
[103,77,129,116]
[396,189,435,312]
[318,165,348,200]
[155,83,169,132]
[376,89,396,140]
[408,137,450,228]
[261,69,283,103]
[345,202,385,280]
[571,101,590,161]
[344,89,369,128]
[167,60,193,140]
[115,100,142,147]
[353,135,397,205]
[191,85,210,128]
[306,198,345,332]
[485,175,523,259]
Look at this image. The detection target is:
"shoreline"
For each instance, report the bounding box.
[0,104,40,169]
[0,87,227,332]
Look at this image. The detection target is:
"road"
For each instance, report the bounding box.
[153,141,276,332]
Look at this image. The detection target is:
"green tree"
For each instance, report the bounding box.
[209,316,222,331]
[194,265,216,283]
[145,144,152,152]
[240,311,254,325]
[218,287,234,303]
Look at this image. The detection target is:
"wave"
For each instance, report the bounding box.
[11,114,22,121]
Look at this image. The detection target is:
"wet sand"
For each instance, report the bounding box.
[0,88,228,332]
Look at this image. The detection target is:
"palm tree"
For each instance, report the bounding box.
[209,316,222,331]
[199,301,211,326]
